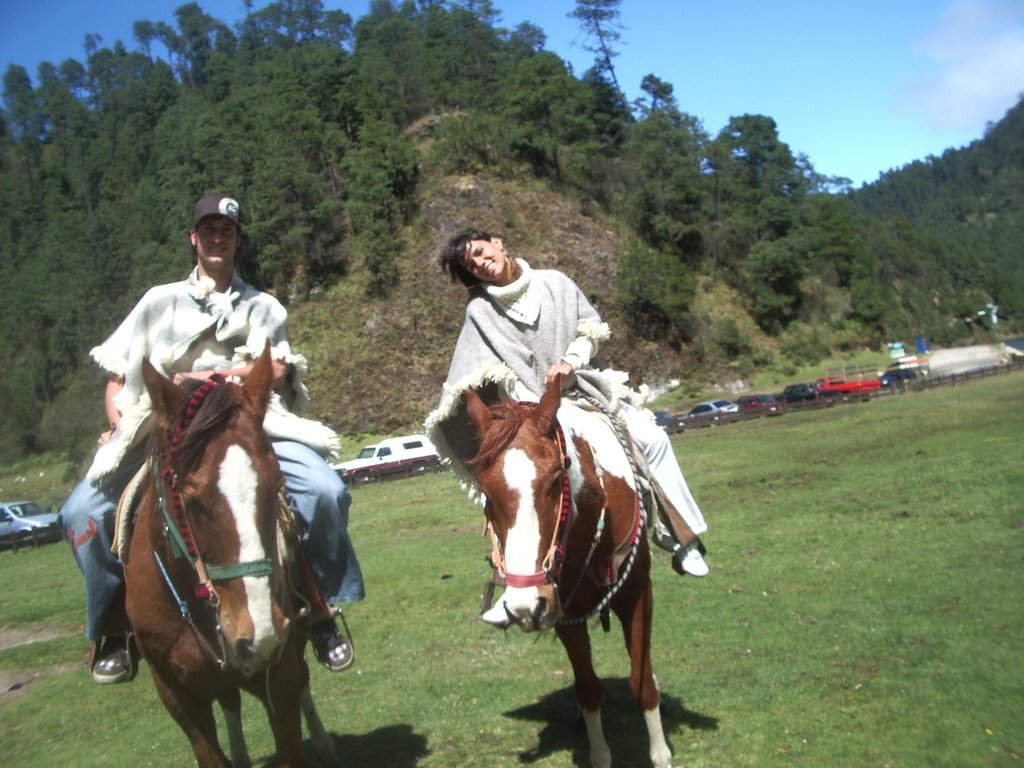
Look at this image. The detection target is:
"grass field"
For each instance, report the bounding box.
[1,373,1022,767]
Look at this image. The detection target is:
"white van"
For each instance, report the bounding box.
[333,435,441,484]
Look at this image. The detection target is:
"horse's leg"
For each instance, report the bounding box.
[252,653,308,768]
[300,685,340,767]
[219,689,252,768]
[615,578,673,768]
[150,672,231,768]
[556,623,611,768]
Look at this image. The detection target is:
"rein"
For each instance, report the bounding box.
[150,373,274,668]
[558,398,647,626]
[488,410,575,589]
[485,399,648,627]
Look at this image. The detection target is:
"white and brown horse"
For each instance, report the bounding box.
[464,374,673,768]
[124,347,337,768]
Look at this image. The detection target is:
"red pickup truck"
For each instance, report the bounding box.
[815,374,882,397]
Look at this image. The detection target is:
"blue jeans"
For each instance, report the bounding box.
[62,440,364,641]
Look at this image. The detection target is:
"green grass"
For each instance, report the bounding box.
[2,374,1022,766]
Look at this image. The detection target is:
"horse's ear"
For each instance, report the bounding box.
[142,357,187,424]
[464,386,493,432]
[242,340,274,418]
[533,373,562,436]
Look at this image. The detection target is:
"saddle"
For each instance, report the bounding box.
[572,398,699,555]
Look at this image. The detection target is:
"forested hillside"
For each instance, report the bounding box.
[1,0,1021,462]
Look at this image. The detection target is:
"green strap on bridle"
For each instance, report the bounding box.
[153,459,275,582]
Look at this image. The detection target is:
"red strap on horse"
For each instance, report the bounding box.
[160,373,226,562]
[494,408,576,589]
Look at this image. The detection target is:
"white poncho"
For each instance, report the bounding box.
[87,268,339,479]
[424,260,645,499]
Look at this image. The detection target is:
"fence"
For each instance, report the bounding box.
[0,528,58,552]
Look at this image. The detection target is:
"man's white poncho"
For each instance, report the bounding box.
[87,268,339,479]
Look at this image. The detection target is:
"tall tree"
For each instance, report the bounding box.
[569,0,625,108]
[620,75,707,263]
[708,114,805,276]
[2,65,43,202]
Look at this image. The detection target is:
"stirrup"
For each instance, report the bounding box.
[90,632,139,684]
[309,609,355,673]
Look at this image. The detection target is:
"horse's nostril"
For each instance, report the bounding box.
[532,597,548,628]
[235,638,255,661]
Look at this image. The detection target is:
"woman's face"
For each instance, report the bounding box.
[461,237,518,286]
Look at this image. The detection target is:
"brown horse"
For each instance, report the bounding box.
[124,347,338,768]
[464,375,673,768]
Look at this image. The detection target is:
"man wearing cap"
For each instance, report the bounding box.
[61,193,364,683]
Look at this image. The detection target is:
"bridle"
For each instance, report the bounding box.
[486,414,575,589]
[484,401,648,626]
[150,373,278,669]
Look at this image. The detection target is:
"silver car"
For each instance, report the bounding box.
[0,500,62,546]
[681,399,741,427]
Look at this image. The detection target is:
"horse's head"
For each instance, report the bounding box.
[143,344,292,675]
[466,375,567,632]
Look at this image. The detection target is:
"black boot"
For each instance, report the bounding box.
[90,633,138,684]
[309,611,354,672]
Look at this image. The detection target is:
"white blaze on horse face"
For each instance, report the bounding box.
[502,449,541,575]
[218,444,278,658]
[500,449,543,613]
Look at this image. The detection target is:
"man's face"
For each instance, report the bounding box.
[190,216,239,277]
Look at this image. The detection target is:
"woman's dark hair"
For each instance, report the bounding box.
[439,229,498,288]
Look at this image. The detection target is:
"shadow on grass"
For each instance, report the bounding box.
[504,677,717,766]
[289,724,429,767]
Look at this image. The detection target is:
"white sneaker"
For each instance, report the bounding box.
[674,543,709,577]
[481,595,511,627]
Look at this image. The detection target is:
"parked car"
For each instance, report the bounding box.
[709,398,739,414]
[332,434,441,484]
[653,410,685,433]
[0,500,62,546]
[815,374,882,397]
[681,400,740,427]
[780,382,842,403]
[736,394,784,416]
[880,368,919,387]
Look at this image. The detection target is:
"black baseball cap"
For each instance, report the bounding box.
[192,194,241,228]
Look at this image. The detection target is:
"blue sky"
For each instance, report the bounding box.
[2,0,1023,187]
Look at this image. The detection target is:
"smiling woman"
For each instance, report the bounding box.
[427,228,710,583]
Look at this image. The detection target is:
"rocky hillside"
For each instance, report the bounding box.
[294,173,713,437]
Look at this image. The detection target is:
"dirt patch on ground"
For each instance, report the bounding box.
[0,624,82,705]
[0,624,75,653]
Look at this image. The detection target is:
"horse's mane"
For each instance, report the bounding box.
[471,401,535,469]
[151,379,241,478]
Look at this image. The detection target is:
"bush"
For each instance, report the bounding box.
[779,324,829,366]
